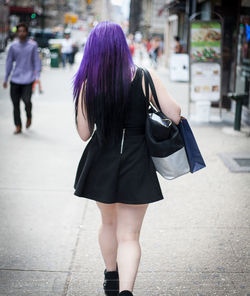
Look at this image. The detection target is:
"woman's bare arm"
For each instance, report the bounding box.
[143,68,181,125]
[76,85,91,141]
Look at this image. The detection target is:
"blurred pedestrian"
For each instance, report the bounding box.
[3,22,41,134]
[149,37,162,69]
[174,36,184,53]
[61,31,73,67]
[127,33,135,57]
[73,21,181,296]
[71,43,79,64]
[134,31,142,43]
[137,41,144,62]
[146,38,151,53]
[129,40,135,57]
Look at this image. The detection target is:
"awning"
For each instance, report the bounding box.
[9,6,34,14]
[158,0,186,16]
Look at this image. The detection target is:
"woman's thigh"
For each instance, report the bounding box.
[116,203,148,240]
[96,201,117,224]
[96,202,148,232]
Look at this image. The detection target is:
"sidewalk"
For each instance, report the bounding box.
[0,54,249,296]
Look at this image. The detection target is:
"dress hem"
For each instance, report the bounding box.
[73,191,164,205]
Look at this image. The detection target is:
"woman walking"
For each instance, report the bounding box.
[73,22,181,296]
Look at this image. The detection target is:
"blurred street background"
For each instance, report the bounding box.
[0,0,250,295]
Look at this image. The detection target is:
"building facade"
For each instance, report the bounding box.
[6,0,111,30]
[161,0,250,126]
[129,0,166,38]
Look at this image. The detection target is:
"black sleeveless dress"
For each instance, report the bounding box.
[74,68,164,204]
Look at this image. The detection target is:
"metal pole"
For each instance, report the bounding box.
[41,0,45,33]
[164,9,169,68]
[187,0,192,119]
[234,100,242,131]
[188,19,191,118]
[191,0,196,16]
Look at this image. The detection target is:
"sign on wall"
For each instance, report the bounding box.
[190,21,222,102]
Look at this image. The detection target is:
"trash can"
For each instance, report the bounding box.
[169,54,189,82]
[50,47,60,68]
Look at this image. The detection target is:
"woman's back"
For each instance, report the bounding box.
[124,68,147,129]
[74,66,164,204]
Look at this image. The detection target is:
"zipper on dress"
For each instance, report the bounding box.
[120,128,126,154]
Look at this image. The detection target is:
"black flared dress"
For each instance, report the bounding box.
[74,68,164,204]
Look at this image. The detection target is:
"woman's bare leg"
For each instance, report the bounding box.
[96,201,118,271]
[116,203,148,292]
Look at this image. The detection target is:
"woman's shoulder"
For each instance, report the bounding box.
[140,67,159,88]
[130,66,158,87]
[131,66,142,83]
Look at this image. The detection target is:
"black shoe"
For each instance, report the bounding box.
[103,268,119,296]
[119,291,133,296]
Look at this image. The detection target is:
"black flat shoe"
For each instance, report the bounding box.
[103,268,119,296]
[119,291,133,296]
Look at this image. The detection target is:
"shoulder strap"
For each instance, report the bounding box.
[143,68,162,112]
[143,69,149,99]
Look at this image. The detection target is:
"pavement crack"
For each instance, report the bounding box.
[0,268,68,273]
[62,200,89,296]
[0,187,72,193]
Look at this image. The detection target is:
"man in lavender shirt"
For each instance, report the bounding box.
[3,23,41,134]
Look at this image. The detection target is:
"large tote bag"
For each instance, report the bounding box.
[178,118,206,173]
[143,69,190,180]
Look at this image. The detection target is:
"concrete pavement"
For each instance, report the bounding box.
[0,52,249,296]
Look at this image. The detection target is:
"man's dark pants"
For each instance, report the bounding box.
[10,81,33,127]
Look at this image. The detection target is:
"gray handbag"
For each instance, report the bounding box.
[144,69,190,180]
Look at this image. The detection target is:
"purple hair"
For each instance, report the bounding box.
[73,21,136,139]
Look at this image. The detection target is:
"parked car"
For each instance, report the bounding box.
[29,28,56,48]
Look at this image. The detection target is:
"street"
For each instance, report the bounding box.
[0,52,250,296]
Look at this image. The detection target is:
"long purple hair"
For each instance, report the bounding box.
[73,21,136,139]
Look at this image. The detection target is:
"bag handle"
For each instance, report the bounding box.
[143,68,150,100]
[143,68,173,127]
[143,68,162,112]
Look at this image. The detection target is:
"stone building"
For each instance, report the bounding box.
[129,0,166,38]
[7,0,111,29]
[161,0,250,126]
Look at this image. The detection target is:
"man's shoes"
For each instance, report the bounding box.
[103,268,119,296]
[26,117,32,129]
[14,126,22,134]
